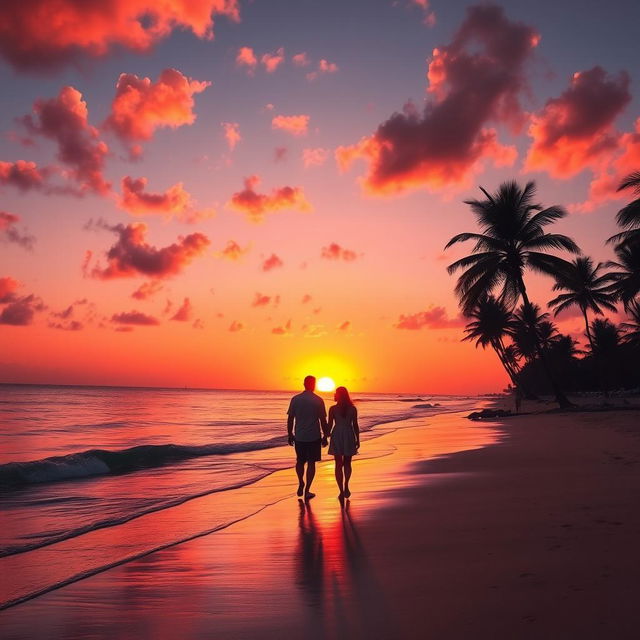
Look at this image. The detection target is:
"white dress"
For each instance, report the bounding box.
[328,405,358,456]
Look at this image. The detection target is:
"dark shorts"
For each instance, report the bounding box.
[294,438,322,463]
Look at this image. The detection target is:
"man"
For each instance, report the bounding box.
[287,375,329,500]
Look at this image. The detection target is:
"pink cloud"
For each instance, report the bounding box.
[0,211,35,250]
[0,293,45,326]
[302,147,329,168]
[131,280,163,300]
[171,297,192,322]
[0,0,240,71]
[262,254,283,272]
[525,67,631,179]
[0,160,47,192]
[219,240,249,261]
[222,122,241,150]
[271,114,310,136]
[105,69,210,153]
[395,306,464,330]
[111,310,160,326]
[261,47,285,73]
[119,176,212,223]
[307,59,338,81]
[89,222,210,279]
[21,86,110,194]
[227,175,312,223]
[0,276,20,303]
[236,46,257,73]
[292,52,310,67]
[274,146,288,162]
[229,320,244,332]
[252,292,273,307]
[320,243,358,262]
[335,5,536,194]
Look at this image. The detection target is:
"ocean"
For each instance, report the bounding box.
[0,384,485,609]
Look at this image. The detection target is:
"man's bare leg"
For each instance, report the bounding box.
[344,456,352,498]
[296,461,305,497]
[304,461,316,499]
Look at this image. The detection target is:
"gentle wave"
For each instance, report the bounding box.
[0,437,285,488]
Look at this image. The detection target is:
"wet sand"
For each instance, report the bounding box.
[3,407,640,639]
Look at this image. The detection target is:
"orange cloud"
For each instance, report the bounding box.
[111,310,160,326]
[336,5,536,194]
[261,47,285,73]
[0,287,45,326]
[321,243,358,262]
[302,147,329,168]
[272,319,292,335]
[119,176,212,223]
[89,222,210,279]
[271,114,310,136]
[0,160,47,192]
[394,306,464,330]
[222,122,241,150]
[252,292,276,307]
[262,254,283,272]
[227,175,312,223]
[292,52,310,67]
[1,211,35,250]
[236,46,257,72]
[219,240,249,261]
[306,59,338,81]
[171,297,192,322]
[0,276,20,303]
[301,294,312,304]
[21,86,110,194]
[0,0,240,71]
[525,67,631,179]
[338,320,351,331]
[131,280,164,300]
[229,320,244,332]
[105,69,210,152]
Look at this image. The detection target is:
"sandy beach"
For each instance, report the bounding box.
[3,404,640,639]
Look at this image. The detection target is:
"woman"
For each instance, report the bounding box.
[328,386,360,499]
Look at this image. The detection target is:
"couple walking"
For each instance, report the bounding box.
[287,375,360,501]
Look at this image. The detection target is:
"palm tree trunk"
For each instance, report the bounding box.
[583,307,609,399]
[497,337,538,400]
[519,280,573,408]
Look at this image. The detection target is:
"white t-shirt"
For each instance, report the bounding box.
[287,391,326,442]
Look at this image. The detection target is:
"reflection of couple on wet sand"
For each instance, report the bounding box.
[287,375,360,500]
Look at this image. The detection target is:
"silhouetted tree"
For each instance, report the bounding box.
[446,181,579,407]
[620,300,640,348]
[608,171,640,247]
[588,318,621,398]
[606,239,640,310]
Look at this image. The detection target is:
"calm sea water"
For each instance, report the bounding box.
[0,384,484,609]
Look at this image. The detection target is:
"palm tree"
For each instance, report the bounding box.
[589,318,621,398]
[548,256,618,351]
[509,303,558,362]
[607,171,640,246]
[606,239,640,309]
[462,295,524,392]
[446,181,580,314]
[620,300,640,347]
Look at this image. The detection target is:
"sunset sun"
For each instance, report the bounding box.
[316,377,336,392]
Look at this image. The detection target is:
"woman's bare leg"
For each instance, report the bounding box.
[344,456,353,498]
[334,455,344,497]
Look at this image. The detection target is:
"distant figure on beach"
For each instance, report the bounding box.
[287,375,329,500]
[328,386,360,499]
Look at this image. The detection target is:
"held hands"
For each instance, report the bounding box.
[321,436,328,447]
[288,435,295,446]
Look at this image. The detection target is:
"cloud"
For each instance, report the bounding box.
[0,276,20,303]
[394,306,464,330]
[302,147,329,168]
[306,59,338,81]
[48,319,83,331]
[236,46,257,73]
[222,122,241,150]
[292,52,310,67]
[301,294,312,304]
[261,47,285,73]
[105,69,210,154]
[320,243,358,261]
[0,294,45,326]
[111,310,160,326]
[219,240,249,261]
[262,254,283,272]
[271,114,310,136]
[338,320,351,331]
[525,67,631,179]
[0,0,240,71]
[119,176,212,223]
[335,4,537,194]
[21,86,110,194]
[0,211,35,250]
[0,160,47,192]
[252,292,276,307]
[272,319,292,335]
[89,222,210,279]
[303,324,327,338]
[131,280,164,300]
[229,320,244,332]
[274,146,288,162]
[171,297,192,322]
[227,175,312,223]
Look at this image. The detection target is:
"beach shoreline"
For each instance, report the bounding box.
[3,404,640,639]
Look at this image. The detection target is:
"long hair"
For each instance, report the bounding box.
[334,386,354,417]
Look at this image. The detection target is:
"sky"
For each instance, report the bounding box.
[1,0,639,393]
